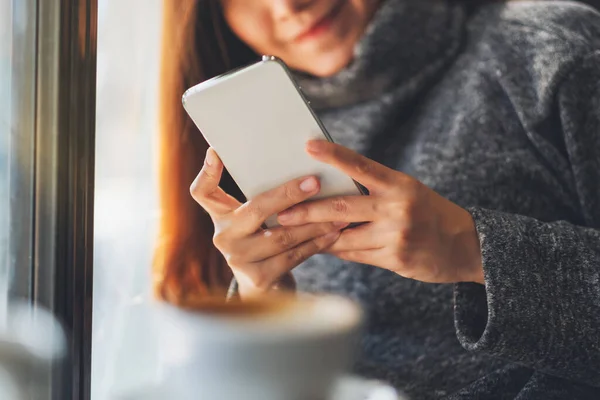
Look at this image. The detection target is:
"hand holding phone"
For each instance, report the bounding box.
[190,147,348,297]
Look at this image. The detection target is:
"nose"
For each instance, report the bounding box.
[272,0,316,20]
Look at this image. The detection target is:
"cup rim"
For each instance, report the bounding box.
[153,293,364,341]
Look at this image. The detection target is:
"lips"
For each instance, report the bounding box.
[294,0,345,43]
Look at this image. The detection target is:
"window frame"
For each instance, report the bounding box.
[5,0,98,399]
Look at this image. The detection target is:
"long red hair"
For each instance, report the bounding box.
[154,0,254,304]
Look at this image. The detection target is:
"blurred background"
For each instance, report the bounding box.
[2,0,600,399]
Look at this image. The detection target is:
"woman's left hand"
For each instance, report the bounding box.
[277,140,485,285]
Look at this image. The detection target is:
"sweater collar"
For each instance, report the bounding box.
[294,0,467,110]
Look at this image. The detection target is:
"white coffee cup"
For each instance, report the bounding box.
[123,294,363,400]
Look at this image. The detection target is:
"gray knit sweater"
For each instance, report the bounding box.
[291,1,600,399]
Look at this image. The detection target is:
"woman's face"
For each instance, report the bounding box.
[221,0,381,77]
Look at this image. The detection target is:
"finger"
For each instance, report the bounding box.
[244,229,342,292]
[243,222,349,262]
[231,175,321,236]
[190,148,241,216]
[277,195,378,226]
[306,140,398,191]
[326,223,384,253]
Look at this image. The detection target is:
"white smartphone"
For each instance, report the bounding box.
[182,56,364,228]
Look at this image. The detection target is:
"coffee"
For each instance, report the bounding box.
[177,294,295,316]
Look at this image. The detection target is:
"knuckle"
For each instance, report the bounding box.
[371,198,385,216]
[212,225,235,252]
[330,198,350,216]
[282,184,298,202]
[287,248,306,264]
[392,197,418,222]
[190,170,216,201]
[331,146,342,159]
[356,160,372,175]
[244,201,266,221]
[189,182,198,198]
[274,229,296,248]
[395,205,411,222]
[386,176,405,194]
[189,180,203,201]
[200,168,216,184]
[395,226,414,245]
[212,232,227,249]
[387,200,408,221]
[403,198,420,219]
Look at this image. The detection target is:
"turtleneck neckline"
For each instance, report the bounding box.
[294,0,467,111]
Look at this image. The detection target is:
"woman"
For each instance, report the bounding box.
[154,0,600,398]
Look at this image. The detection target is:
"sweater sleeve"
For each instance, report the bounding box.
[454,51,600,387]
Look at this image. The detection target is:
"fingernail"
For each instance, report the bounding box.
[334,222,349,228]
[299,177,318,192]
[205,149,216,166]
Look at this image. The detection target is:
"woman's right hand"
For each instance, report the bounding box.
[190,148,347,298]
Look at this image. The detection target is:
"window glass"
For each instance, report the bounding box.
[0,0,11,322]
[0,0,37,319]
[92,1,162,398]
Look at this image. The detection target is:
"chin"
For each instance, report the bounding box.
[309,59,351,77]
[301,49,355,78]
